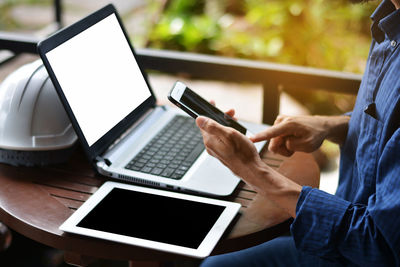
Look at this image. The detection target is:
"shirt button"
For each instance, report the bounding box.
[391,40,397,47]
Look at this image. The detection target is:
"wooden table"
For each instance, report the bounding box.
[0,145,319,266]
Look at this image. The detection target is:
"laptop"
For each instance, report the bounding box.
[38,4,266,196]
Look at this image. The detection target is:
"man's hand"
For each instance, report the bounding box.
[196,116,263,181]
[250,115,350,157]
[196,116,302,217]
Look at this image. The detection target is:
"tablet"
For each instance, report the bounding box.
[60,181,241,258]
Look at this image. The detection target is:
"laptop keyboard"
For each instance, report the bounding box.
[125,115,205,180]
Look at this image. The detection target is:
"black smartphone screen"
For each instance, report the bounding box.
[180,87,247,134]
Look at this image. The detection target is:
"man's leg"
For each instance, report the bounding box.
[201,235,300,267]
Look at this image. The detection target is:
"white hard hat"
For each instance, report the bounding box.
[0,59,77,166]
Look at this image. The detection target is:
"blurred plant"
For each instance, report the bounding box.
[148,0,221,52]
[147,0,378,114]
[149,0,377,73]
[0,0,51,30]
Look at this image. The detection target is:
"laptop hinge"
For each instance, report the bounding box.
[95,156,112,166]
[99,107,157,158]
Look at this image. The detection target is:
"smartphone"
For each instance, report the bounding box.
[168,81,250,136]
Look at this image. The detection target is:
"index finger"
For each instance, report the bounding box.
[250,123,293,143]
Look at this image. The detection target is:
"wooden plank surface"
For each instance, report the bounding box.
[0,146,319,263]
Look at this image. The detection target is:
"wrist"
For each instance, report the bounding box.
[318,115,350,145]
[251,163,302,217]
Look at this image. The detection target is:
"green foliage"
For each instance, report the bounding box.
[0,0,51,30]
[149,0,378,73]
[149,0,219,52]
[148,0,379,114]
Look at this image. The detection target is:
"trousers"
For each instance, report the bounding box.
[200,235,343,267]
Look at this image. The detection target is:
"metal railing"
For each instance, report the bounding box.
[135,49,362,124]
[0,0,362,125]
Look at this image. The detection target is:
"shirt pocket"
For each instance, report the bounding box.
[355,113,383,189]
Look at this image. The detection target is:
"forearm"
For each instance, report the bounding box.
[319,115,350,146]
[246,161,302,218]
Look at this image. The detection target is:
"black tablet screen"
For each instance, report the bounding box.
[77,188,225,249]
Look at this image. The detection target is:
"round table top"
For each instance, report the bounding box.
[0,146,319,265]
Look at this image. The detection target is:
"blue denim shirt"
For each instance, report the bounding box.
[291,1,400,266]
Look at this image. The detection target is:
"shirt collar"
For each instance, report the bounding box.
[370,0,398,43]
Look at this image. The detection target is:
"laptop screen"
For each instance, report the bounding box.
[45,13,151,147]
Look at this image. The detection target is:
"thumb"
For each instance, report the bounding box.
[196,116,228,136]
[196,116,209,130]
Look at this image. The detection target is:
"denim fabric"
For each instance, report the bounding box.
[202,1,400,266]
[202,236,351,267]
[292,1,400,265]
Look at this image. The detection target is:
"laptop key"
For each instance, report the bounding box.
[175,170,185,175]
[171,173,183,179]
[176,156,185,161]
[161,168,175,177]
[138,158,148,164]
[146,150,156,156]
[141,166,152,173]
[178,165,189,171]
[142,155,152,160]
[151,168,163,175]
[146,163,156,168]
[157,164,167,169]
[150,158,160,164]
[186,143,205,163]
[132,165,142,171]
[133,162,145,168]
[154,155,163,160]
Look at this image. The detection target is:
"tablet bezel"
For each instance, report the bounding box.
[59,181,241,258]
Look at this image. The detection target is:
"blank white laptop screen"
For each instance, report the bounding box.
[46,14,151,146]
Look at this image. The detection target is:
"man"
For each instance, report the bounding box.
[198,0,400,265]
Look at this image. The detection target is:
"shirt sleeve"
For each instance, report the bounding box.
[344,111,352,117]
[291,129,400,266]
